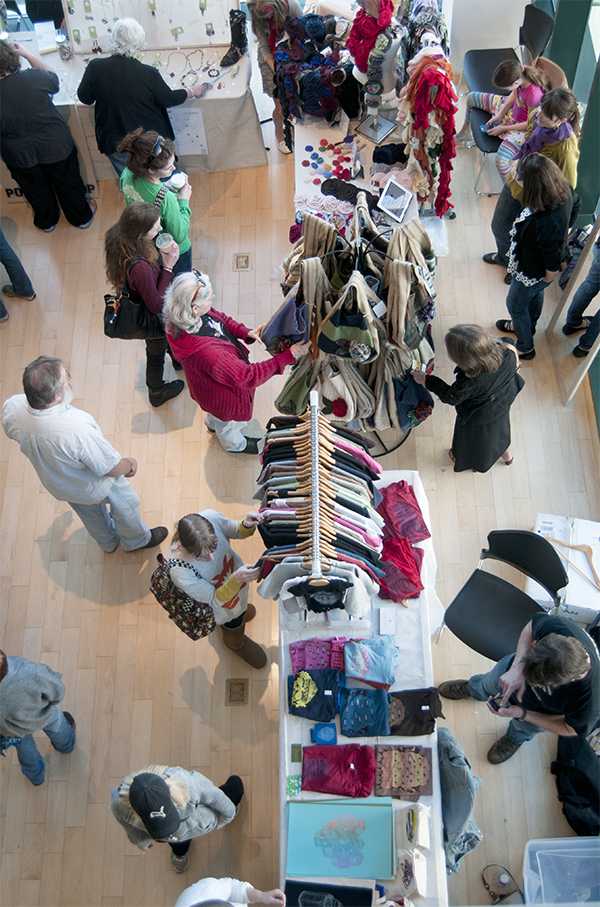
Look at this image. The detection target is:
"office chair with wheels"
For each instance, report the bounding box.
[442,530,566,662]
[462,4,554,96]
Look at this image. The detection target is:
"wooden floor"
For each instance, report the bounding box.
[0,127,598,907]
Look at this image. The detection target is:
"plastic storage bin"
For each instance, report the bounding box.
[523,837,600,904]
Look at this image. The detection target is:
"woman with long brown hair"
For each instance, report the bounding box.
[412,324,524,472]
[496,154,572,359]
[105,203,184,407]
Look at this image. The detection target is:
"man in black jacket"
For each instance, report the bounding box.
[77,17,204,175]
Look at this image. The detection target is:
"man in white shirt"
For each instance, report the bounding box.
[174,876,284,907]
[2,355,167,552]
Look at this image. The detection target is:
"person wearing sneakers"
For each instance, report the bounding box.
[169,509,266,669]
[439,614,600,765]
[0,649,75,786]
[1,356,167,553]
[175,875,285,907]
[0,41,95,232]
[111,766,243,872]
[0,226,36,324]
[163,271,307,455]
[563,234,600,358]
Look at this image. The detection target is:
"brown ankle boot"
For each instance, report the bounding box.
[221,618,267,669]
[244,603,256,623]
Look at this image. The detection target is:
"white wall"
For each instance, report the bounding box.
[449,0,528,71]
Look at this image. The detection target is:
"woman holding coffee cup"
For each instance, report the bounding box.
[118,128,193,275]
[105,203,185,407]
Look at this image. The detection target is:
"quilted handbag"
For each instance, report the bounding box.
[150,555,216,641]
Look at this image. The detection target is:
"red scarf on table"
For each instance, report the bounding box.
[346,0,393,72]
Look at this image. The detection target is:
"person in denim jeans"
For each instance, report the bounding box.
[563,237,600,357]
[0,650,75,785]
[0,226,36,323]
[439,614,599,765]
[496,155,573,360]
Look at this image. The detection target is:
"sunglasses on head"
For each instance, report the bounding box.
[148,136,165,163]
[192,268,207,287]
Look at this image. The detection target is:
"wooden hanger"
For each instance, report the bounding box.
[546,536,600,592]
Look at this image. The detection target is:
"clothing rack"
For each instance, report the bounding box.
[307,390,327,586]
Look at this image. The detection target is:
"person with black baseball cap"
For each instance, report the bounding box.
[111,765,243,872]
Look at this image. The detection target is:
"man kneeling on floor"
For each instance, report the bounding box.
[439,613,599,764]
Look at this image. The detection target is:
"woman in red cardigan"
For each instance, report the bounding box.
[163,271,308,454]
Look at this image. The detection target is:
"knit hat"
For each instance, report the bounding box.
[129,773,180,839]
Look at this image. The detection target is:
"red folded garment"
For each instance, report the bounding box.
[378,480,430,544]
[301,744,376,798]
[379,537,424,602]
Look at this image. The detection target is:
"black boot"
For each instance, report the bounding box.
[149,380,184,407]
[220,9,247,67]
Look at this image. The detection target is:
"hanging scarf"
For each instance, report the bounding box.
[518,118,573,161]
[346,0,393,72]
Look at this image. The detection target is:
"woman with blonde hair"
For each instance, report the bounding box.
[163,271,307,454]
[111,764,243,873]
[412,324,524,472]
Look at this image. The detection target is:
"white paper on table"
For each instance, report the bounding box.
[34,20,57,51]
[169,106,208,156]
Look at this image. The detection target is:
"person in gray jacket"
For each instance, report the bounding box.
[0,649,76,785]
[111,765,243,872]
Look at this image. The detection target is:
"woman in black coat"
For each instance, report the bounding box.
[496,153,572,360]
[413,324,524,472]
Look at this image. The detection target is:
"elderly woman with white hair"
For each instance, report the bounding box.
[163,271,308,454]
[77,17,205,175]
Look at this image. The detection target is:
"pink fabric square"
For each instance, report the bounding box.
[329,636,349,669]
[289,640,307,673]
[304,638,332,669]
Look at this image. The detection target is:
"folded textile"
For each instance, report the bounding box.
[377,480,431,543]
[289,637,350,673]
[374,744,433,799]
[339,687,390,737]
[287,669,343,721]
[344,636,399,689]
[388,687,444,735]
[379,536,424,602]
[301,743,376,797]
[310,722,338,745]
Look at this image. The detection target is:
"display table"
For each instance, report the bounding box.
[526,513,600,624]
[293,120,448,256]
[0,46,266,201]
[278,470,448,906]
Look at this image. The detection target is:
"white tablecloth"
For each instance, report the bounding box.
[278,469,448,907]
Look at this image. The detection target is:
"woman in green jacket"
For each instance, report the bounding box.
[118,128,192,275]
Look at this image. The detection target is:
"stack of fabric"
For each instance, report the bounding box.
[377,480,430,602]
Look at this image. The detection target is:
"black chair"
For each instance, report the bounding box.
[462,4,554,96]
[443,530,567,662]
[469,107,502,196]
[483,530,568,609]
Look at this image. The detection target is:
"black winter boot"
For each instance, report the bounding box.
[220,9,247,67]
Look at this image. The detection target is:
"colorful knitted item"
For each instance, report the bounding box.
[374,744,433,799]
[301,743,376,797]
[347,0,393,72]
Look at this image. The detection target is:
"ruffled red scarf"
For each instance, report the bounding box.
[346,0,393,72]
